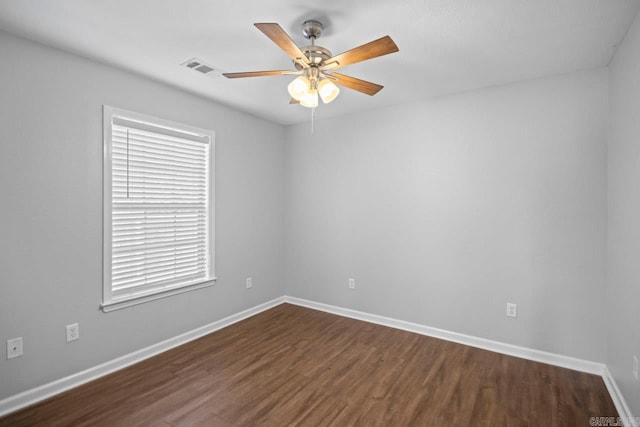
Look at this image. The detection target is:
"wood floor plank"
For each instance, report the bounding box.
[0,303,618,426]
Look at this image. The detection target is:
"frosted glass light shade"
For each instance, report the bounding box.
[318,79,340,104]
[300,89,318,108]
[288,76,310,101]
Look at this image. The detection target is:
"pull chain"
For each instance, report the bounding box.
[311,107,315,134]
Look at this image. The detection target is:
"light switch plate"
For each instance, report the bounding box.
[506,303,517,318]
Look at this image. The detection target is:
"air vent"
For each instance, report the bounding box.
[181,58,223,77]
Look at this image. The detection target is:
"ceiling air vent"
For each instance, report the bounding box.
[181,58,223,77]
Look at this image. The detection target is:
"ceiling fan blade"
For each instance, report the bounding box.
[289,98,300,104]
[329,73,384,96]
[223,70,299,78]
[323,36,398,70]
[254,23,310,67]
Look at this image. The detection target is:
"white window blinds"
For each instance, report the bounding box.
[103,107,214,311]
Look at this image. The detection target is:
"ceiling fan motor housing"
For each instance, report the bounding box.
[294,45,332,69]
[302,20,323,40]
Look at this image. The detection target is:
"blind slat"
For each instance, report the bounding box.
[113,179,206,190]
[114,220,206,231]
[113,203,206,209]
[113,266,208,289]
[113,172,207,186]
[113,136,204,159]
[113,222,205,232]
[112,273,208,297]
[113,250,206,270]
[112,246,205,263]
[113,147,206,168]
[113,161,206,177]
[113,259,208,281]
[113,231,206,245]
[113,132,207,155]
[113,236,206,252]
[112,246,206,262]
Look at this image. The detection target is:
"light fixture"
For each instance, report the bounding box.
[300,88,319,108]
[317,79,340,104]
[288,76,310,101]
[288,72,340,108]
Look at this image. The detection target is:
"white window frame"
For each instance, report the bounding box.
[102,106,215,312]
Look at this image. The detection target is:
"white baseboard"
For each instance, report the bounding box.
[0,296,286,417]
[284,296,640,424]
[284,296,605,375]
[2,294,635,424]
[602,366,638,427]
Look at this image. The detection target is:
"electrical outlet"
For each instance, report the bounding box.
[246,277,252,289]
[633,355,638,381]
[348,278,355,289]
[506,303,517,318]
[66,323,79,342]
[7,337,23,359]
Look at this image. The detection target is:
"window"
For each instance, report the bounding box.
[102,106,215,312]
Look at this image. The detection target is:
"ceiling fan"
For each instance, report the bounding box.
[223,20,399,108]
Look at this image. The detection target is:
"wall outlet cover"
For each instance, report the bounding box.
[66,323,80,342]
[7,337,23,359]
[246,277,252,289]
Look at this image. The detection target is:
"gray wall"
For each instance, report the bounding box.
[3,15,638,413]
[285,69,609,362]
[0,32,285,400]
[607,9,640,417]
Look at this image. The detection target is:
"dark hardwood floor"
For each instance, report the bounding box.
[0,303,617,426]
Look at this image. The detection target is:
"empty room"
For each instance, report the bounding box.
[1,1,639,425]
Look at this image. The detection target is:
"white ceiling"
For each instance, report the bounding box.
[0,0,638,125]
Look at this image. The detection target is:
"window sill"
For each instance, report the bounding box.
[101,278,217,313]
